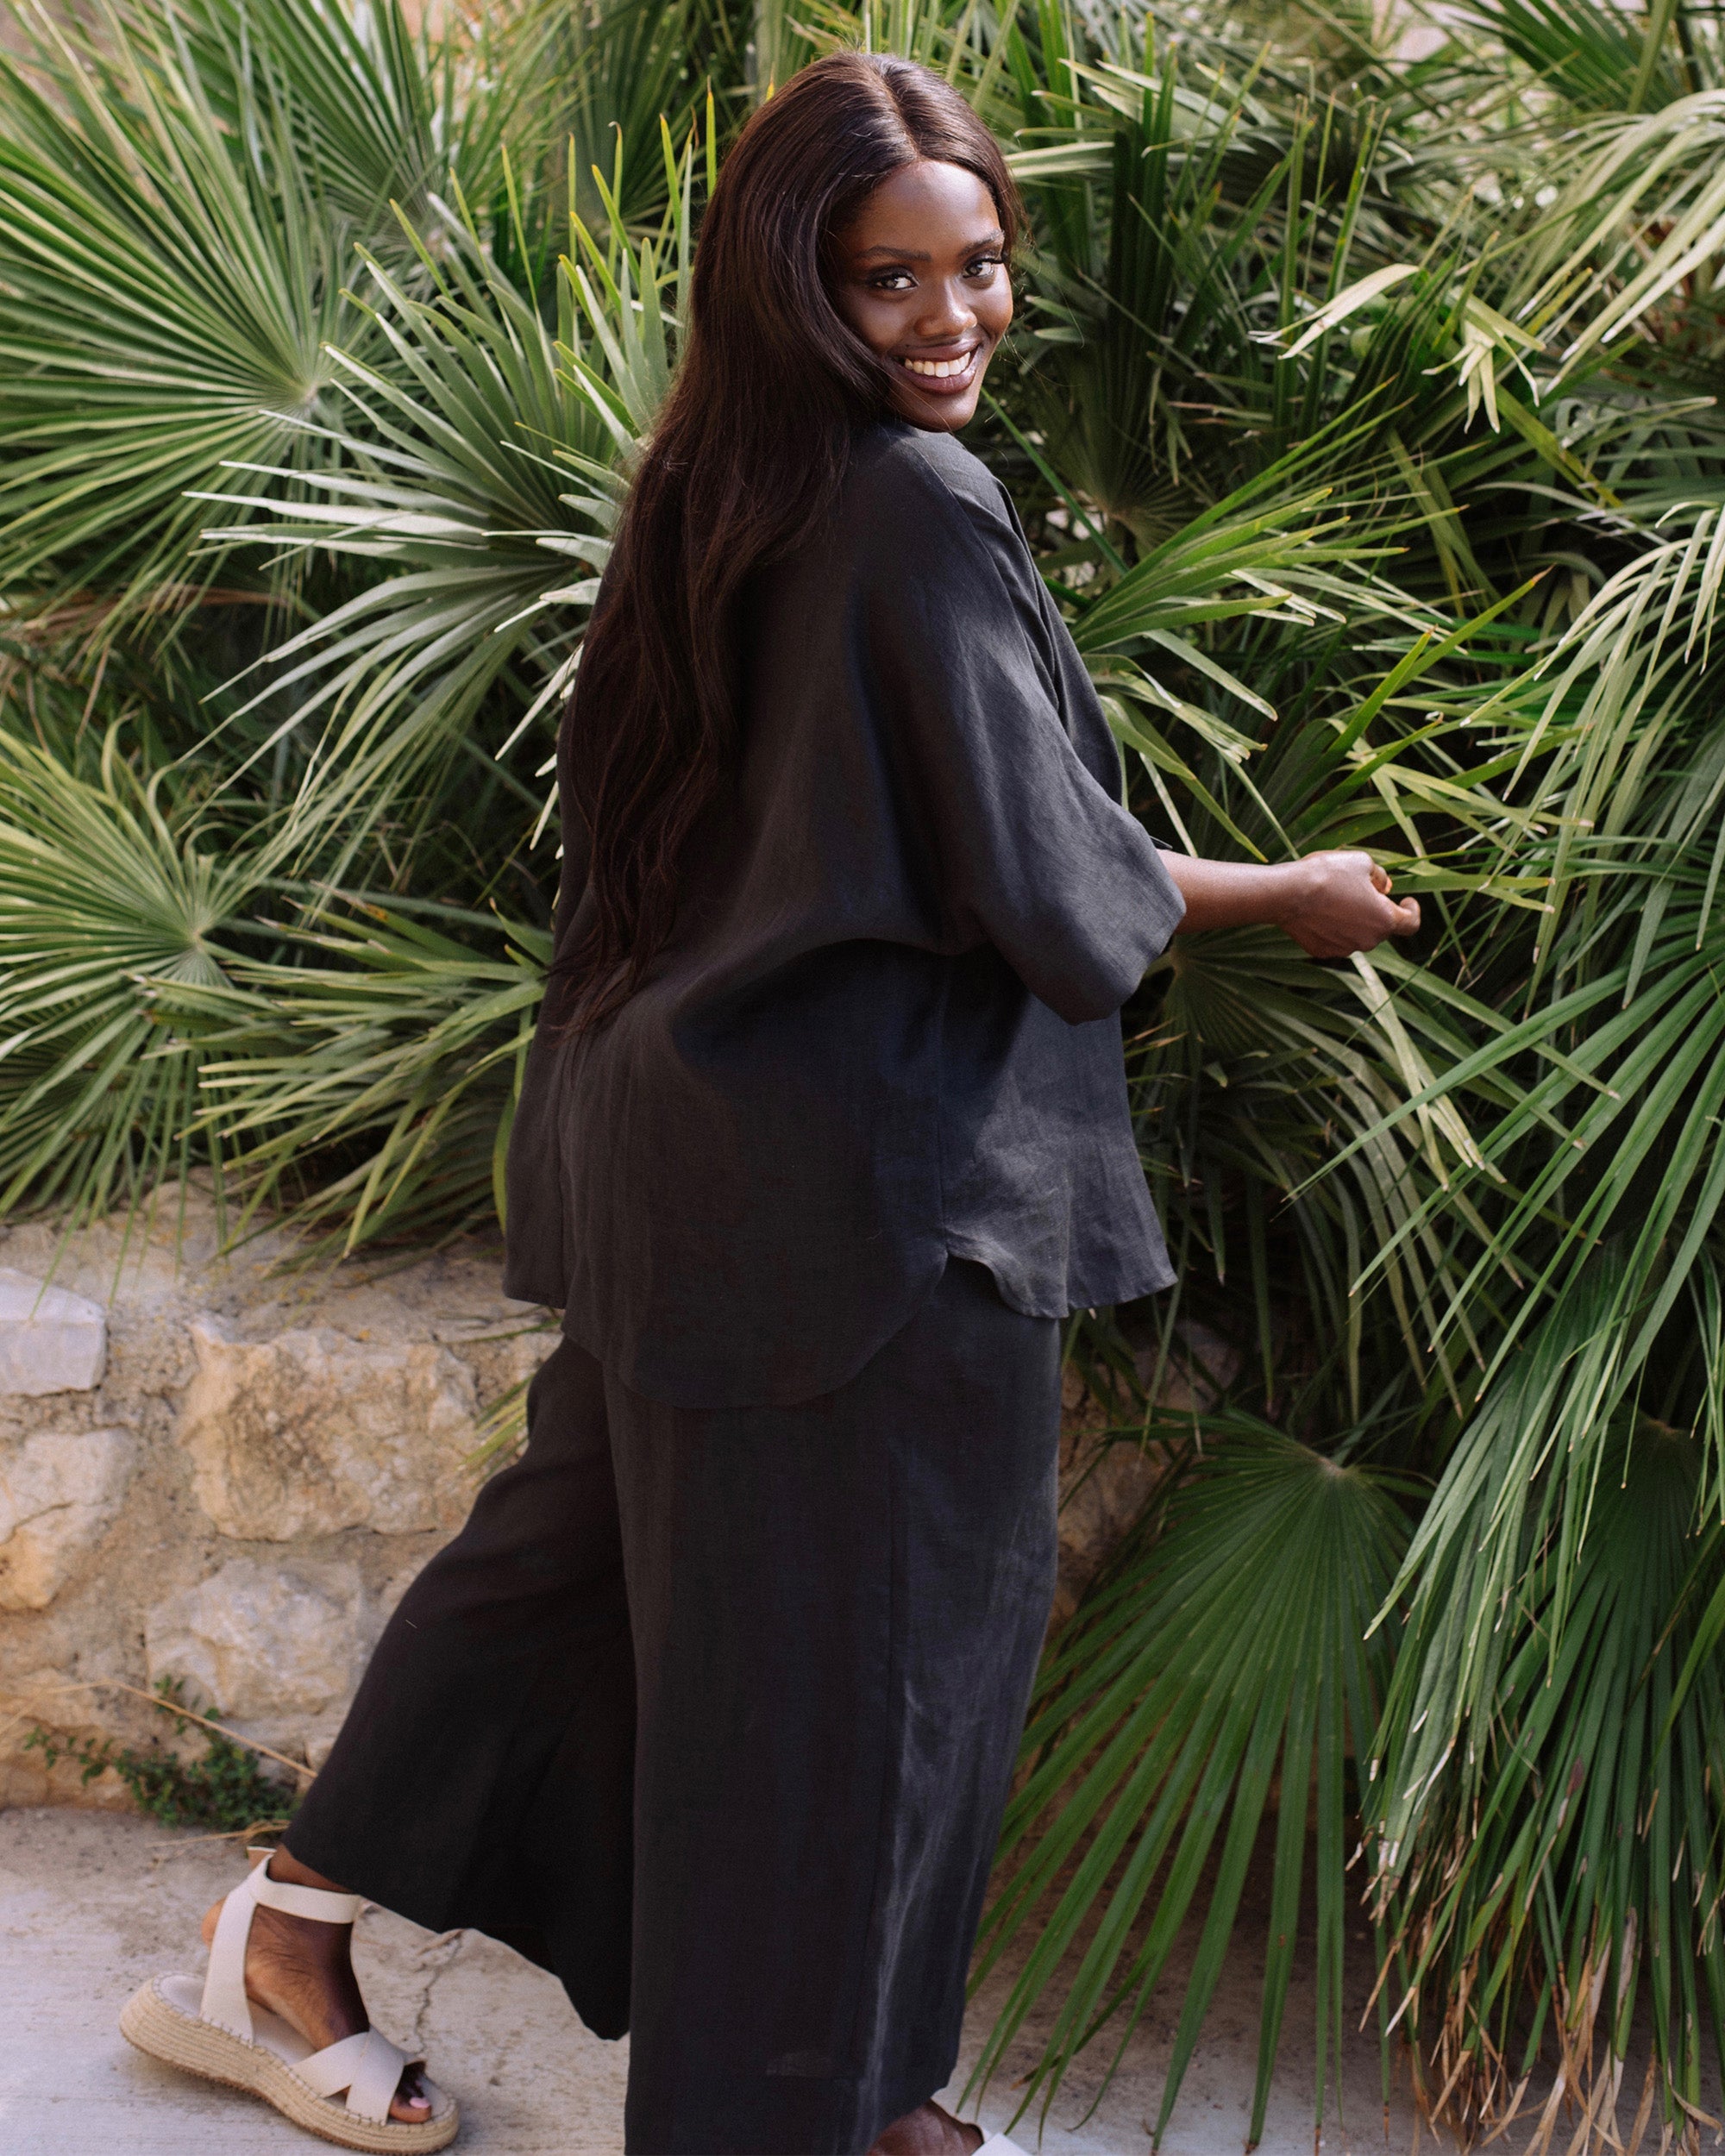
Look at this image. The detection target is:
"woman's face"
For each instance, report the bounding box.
[832,160,1013,433]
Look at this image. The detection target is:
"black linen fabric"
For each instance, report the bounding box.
[285,1260,1062,2156]
[504,418,1186,1409]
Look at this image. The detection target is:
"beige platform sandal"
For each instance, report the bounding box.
[119,1852,459,2153]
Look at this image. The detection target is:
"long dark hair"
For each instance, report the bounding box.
[555,52,1022,1028]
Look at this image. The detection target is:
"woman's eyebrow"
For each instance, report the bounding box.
[856,232,1005,260]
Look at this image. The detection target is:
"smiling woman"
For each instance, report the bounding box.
[120,47,1421,2156]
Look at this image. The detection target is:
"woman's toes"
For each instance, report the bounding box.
[392,2065,433,2122]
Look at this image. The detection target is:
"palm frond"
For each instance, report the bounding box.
[971,1422,1411,2147]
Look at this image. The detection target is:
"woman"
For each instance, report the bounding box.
[122,50,1419,2156]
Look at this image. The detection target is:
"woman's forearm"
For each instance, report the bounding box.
[1162,854,1308,933]
[1161,848,1421,958]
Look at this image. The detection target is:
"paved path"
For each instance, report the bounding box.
[1,1805,1441,2155]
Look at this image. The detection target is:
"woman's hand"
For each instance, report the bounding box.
[1160,849,1421,956]
[1275,850,1421,957]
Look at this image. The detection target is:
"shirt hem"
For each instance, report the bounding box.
[942,1234,1177,1318]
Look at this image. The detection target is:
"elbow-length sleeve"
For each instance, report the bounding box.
[855,459,1185,1024]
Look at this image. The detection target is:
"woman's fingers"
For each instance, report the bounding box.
[1280,852,1421,956]
[1346,887,1420,950]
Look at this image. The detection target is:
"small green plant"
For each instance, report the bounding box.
[23,1677,298,1835]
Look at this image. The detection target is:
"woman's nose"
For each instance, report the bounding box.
[914,279,976,341]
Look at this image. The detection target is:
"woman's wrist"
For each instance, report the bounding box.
[1264,858,1316,928]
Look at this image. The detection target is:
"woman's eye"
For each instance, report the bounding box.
[862,255,1002,292]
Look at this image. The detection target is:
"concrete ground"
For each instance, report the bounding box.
[0,1805,1436,2156]
[20,1802,1698,2156]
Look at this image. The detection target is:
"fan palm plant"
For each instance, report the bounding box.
[0,32,368,611]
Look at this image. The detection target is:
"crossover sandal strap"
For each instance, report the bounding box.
[297,2028,417,2126]
[200,1854,366,2040]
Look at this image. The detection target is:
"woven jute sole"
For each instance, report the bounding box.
[120,1977,460,2153]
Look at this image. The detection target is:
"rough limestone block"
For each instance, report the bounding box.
[179,1316,480,1539]
[144,1557,371,1721]
[0,1269,106,1395]
[0,1427,135,1611]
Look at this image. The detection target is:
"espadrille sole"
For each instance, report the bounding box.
[121,1977,459,2153]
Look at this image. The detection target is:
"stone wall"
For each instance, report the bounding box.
[0,1190,554,1808]
[0,1188,1228,1814]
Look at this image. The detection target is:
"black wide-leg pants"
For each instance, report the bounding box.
[286,1259,1062,2155]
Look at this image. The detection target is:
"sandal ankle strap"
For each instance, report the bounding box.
[243,1846,366,1926]
[249,1864,364,1926]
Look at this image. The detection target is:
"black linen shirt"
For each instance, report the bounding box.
[503,419,1187,1409]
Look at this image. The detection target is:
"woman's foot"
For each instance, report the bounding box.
[869,2100,986,2153]
[198,1846,431,2126]
[200,1855,972,2147]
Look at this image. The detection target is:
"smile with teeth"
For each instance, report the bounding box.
[901,348,979,380]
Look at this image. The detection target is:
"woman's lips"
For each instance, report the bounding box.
[897,344,982,395]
